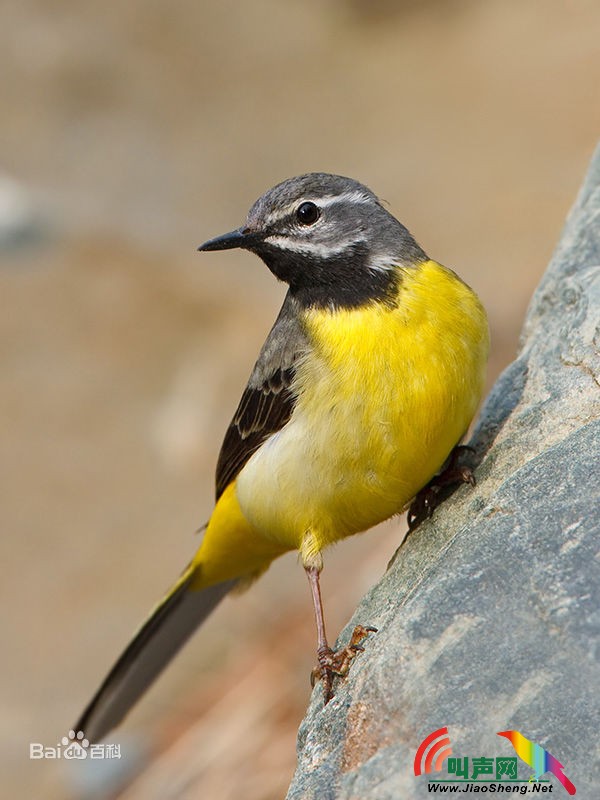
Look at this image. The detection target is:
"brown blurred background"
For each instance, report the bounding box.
[2,1,599,798]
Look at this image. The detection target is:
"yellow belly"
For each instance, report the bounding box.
[235,260,489,564]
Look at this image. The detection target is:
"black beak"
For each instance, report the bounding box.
[197,227,258,252]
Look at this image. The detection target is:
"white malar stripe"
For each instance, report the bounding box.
[263,235,361,257]
[263,190,375,226]
[367,253,397,273]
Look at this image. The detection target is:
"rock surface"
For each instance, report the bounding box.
[286,145,600,799]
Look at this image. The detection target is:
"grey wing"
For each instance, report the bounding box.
[215,293,308,500]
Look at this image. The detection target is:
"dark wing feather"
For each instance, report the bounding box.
[215,294,308,500]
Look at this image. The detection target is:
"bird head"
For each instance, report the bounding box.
[497,731,521,748]
[198,173,426,309]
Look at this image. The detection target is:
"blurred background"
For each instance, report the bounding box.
[2,1,599,798]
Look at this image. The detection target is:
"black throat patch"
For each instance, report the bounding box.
[255,242,401,310]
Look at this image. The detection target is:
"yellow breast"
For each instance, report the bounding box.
[235,260,489,560]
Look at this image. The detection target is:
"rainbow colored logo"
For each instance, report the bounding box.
[497,730,576,795]
[414,726,453,776]
[413,726,577,795]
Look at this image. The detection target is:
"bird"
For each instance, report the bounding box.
[75,172,489,743]
[497,730,577,795]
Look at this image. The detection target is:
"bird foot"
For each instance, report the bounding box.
[310,624,377,703]
[407,445,476,532]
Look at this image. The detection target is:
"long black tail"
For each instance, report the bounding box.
[75,568,236,743]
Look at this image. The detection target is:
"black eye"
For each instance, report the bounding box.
[296,201,320,225]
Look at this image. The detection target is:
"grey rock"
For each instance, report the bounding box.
[287,144,600,799]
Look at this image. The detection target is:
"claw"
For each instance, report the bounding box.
[310,625,377,702]
[407,445,477,532]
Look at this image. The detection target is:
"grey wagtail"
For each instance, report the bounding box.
[76,173,489,742]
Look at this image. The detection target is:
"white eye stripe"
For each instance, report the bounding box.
[263,235,361,257]
[317,191,375,208]
[262,190,375,226]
